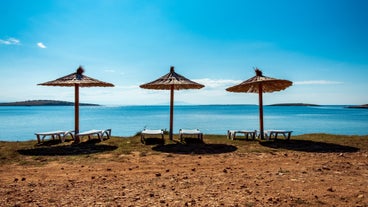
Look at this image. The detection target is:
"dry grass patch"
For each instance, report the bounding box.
[0,133,367,165]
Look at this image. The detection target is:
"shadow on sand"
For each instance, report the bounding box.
[35,138,74,146]
[142,138,165,145]
[18,139,117,156]
[260,139,359,153]
[152,138,237,154]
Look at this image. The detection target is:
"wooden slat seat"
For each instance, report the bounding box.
[179,129,203,142]
[227,130,257,140]
[140,129,164,144]
[264,130,293,140]
[76,129,111,141]
[35,130,74,144]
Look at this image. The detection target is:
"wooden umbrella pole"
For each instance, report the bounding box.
[258,83,264,140]
[169,85,174,140]
[75,84,80,143]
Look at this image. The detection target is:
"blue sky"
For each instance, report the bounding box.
[0,0,367,105]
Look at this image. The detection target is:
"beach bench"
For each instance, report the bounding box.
[227,130,257,140]
[264,130,293,140]
[35,130,74,144]
[76,129,111,141]
[140,129,164,144]
[179,129,203,142]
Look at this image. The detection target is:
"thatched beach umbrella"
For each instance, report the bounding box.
[38,66,114,142]
[226,68,292,139]
[140,66,204,140]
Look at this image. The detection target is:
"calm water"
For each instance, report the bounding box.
[0,105,367,141]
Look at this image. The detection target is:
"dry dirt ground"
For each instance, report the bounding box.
[1,150,368,207]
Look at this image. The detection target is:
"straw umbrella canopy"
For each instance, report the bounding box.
[226,68,292,139]
[38,66,114,142]
[140,66,204,140]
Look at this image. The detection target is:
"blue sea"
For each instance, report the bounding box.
[0,105,367,141]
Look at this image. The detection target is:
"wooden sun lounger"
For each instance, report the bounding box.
[227,130,257,140]
[76,129,111,141]
[264,130,293,140]
[179,129,203,142]
[35,130,74,144]
[140,129,164,144]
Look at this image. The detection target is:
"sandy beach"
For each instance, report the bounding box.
[1,141,368,207]
[1,1,368,206]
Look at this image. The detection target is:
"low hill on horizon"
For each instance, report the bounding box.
[346,104,368,109]
[268,103,320,106]
[0,100,99,106]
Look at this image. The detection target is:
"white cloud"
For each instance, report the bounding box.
[0,38,20,45]
[121,85,139,89]
[294,80,343,85]
[193,78,242,88]
[37,42,47,49]
[104,69,115,73]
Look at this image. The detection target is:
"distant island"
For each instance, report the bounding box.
[346,104,368,109]
[0,100,99,106]
[268,103,320,106]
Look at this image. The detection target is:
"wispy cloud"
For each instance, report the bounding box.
[37,42,47,49]
[0,38,20,45]
[120,85,139,89]
[193,78,241,88]
[294,80,343,85]
[193,79,343,87]
[104,69,115,73]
